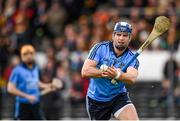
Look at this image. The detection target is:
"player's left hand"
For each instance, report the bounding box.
[102,66,119,79]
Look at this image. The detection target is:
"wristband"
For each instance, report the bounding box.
[114,70,121,80]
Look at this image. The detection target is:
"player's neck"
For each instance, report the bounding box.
[27,64,33,69]
[23,62,34,69]
[113,45,126,56]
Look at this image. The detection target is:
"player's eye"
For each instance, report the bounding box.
[116,33,122,36]
[23,52,34,56]
[123,34,128,37]
[116,32,128,37]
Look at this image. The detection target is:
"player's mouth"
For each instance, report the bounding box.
[117,42,125,45]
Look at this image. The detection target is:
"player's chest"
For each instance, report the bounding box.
[19,68,39,83]
[99,52,127,68]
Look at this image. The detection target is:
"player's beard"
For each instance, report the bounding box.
[26,60,35,67]
[115,42,128,51]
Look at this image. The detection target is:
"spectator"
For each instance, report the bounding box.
[10,0,36,53]
[70,72,85,103]
[0,36,11,76]
[33,0,50,47]
[3,55,20,82]
[40,48,60,119]
[64,24,77,51]
[54,61,71,117]
[159,56,179,107]
[53,36,65,52]
[61,0,83,23]
[77,15,91,41]
[70,71,88,118]
[46,1,67,37]
[4,0,16,18]
[69,35,88,72]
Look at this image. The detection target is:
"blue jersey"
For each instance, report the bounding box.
[87,41,139,102]
[9,63,40,103]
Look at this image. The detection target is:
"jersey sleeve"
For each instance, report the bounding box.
[129,59,139,70]
[9,68,19,85]
[87,43,102,63]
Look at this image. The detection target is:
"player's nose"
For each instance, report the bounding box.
[118,35,124,41]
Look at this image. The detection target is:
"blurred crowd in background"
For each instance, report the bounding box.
[0,0,180,119]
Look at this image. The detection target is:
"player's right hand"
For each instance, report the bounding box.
[26,95,37,104]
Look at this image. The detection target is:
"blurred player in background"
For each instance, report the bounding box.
[82,21,139,120]
[7,44,57,120]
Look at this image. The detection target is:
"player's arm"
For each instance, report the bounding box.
[8,82,29,98]
[7,82,36,103]
[39,81,52,89]
[103,66,138,84]
[8,69,37,103]
[116,67,138,84]
[81,59,103,78]
[82,43,104,78]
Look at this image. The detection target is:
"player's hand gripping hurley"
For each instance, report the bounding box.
[111,16,171,84]
[41,78,63,95]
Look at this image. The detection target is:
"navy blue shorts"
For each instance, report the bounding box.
[86,92,132,120]
[14,102,44,120]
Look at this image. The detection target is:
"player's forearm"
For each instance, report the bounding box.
[117,72,137,84]
[81,67,103,78]
[39,81,51,89]
[7,84,29,99]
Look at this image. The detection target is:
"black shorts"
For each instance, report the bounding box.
[15,102,44,120]
[86,92,132,120]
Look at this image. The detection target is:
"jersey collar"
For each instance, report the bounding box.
[21,62,36,70]
[109,41,128,58]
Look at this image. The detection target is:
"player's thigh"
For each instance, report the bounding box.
[86,96,112,120]
[18,103,31,119]
[31,103,44,120]
[116,104,139,120]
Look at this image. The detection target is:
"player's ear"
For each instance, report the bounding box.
[112,32,115,40]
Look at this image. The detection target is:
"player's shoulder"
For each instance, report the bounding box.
[127,48,139,62]
[127,48,136,56]
[99,40,111,45]
[92,40,111,49]
[11,64,23,74]
[92,40,111,48]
